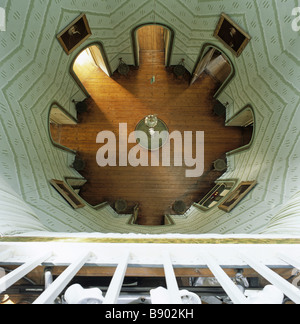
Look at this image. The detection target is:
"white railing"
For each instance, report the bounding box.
[0,241,299,304]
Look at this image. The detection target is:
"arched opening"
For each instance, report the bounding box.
[48,102,77,153]
[191,44,235,97]
[132,23,174,67]
[226,106,255,154]
[70,42,112,97]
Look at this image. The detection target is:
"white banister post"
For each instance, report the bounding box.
[103,250,130,304]
[0,251,52,294]
[277,253,300,271]
[202,252,248,304]
[33,251,91,305]
[0,249,13,261]
[162,250,183,304]
[240,252,300,304]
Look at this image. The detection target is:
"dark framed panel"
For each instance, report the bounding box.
[218,181,257,212]
[57,14,92,55]
[214,13,251,57]
[50,179,85,209]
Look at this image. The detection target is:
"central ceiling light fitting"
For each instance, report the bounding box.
[145,114,158,137]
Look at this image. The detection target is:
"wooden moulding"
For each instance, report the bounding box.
[50,179,85,209]
[218,181,257,212]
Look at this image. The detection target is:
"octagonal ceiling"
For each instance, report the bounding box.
[0,0,299,235]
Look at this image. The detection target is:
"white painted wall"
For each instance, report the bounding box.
[0,175,48,236]
[261,192,300,235]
